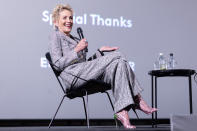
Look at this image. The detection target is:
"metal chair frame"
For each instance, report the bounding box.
[45,52,114,128]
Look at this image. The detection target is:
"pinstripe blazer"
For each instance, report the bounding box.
[49,30,103,70]
[48,30,103,86]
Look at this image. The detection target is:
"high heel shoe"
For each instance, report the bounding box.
[134,95,157,115]
[114,110,136,129]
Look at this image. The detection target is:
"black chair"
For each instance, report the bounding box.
[45,52,114,128]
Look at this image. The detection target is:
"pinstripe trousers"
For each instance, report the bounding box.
[61,51,143,113]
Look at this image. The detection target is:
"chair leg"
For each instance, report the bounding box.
[82,91,90,128]
[82,97,88,127]
[48,95,66,128]
[132,108,139,119]
[104,92,118,127]
[104,92,114,111]
[85,91,90,128]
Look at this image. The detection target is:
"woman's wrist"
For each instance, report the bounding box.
[74,47,81,53]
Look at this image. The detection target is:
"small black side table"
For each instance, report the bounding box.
[148,69,196,127]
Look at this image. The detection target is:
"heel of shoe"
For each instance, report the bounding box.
[114,110,136,129]
[114,114,121,128]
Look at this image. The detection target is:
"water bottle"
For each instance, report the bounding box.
[167,53,177,69]
[158,53,166,70]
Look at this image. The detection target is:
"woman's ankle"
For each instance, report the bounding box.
[114,110,136,129]
[134,94,157,114]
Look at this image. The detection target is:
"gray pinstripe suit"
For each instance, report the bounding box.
[49,30,143,113]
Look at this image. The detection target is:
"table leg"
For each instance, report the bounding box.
[151,75,154,127]
[188,76,193,114]
[155,76,158,127]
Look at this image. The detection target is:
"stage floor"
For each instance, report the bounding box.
[0,125,170,131]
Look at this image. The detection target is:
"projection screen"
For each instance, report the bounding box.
[0,0,197,119]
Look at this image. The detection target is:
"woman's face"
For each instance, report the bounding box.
[55,10,73,35]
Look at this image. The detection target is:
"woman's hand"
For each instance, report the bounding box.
[99,46,118,52]
[74,39,88,53]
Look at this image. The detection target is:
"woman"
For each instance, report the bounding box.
[49,4,157,129]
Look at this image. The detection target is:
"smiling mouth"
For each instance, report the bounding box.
[65,23,72,28]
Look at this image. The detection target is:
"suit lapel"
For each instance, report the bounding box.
[58,31,77,46]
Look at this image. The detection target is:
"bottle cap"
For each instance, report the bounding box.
[159,53,163,56]
[170,53,173,56]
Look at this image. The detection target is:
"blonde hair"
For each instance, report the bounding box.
[52,4,73,24]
